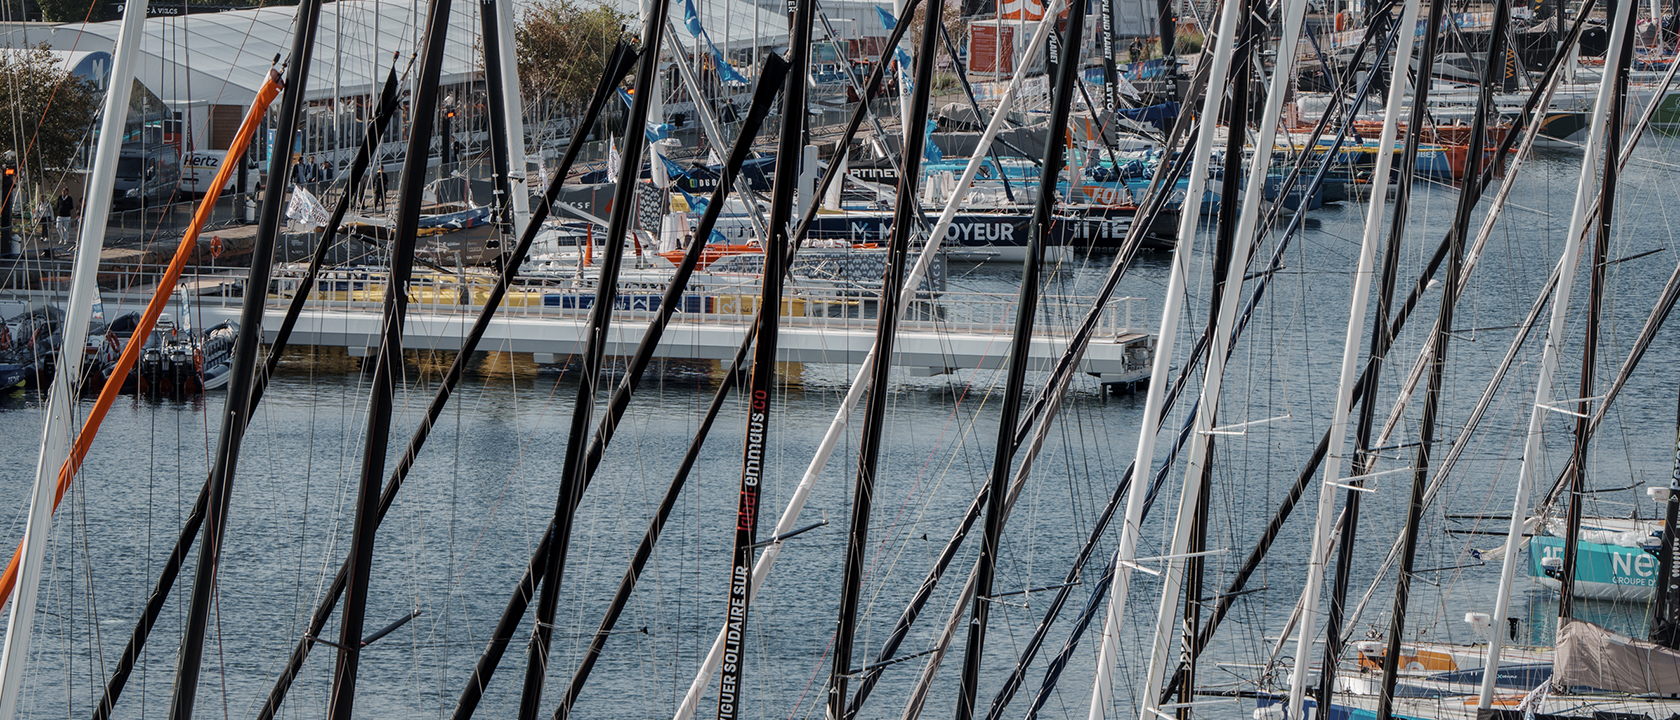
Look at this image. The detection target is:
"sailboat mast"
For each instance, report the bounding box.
[430,42,641,720]
[1316,0,1452,701]
[0,0,148,714]
[1084,0,1240,713]
[1655,391,1680,646]
[1375,2,1510,718]
[92,68,406,720]
[828,0,944,713]
[1284,1,1416,716]
[1137,0,1304,708]
[168,0,323,715]
[1168,15,1252,710]
[953,3,1084,719]
[257,45,636,720]
[517,2,669,715]
[547,60,788,719]
[480,0,517,234]
[1470,6,1632,684]
[1560,0,1633,618]
[715,0,813,708]
[325,0,456,711]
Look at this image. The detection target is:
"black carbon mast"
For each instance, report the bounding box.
[1654,395,1680,647]
[256,43,635,720]
[952,0,1084,717]
[716,0,813,709]
[479,0,516,234]
[516,4,670,717]
[1375,0,1510,716]
[827,0,944,714]
[165,0,321,716]
[1560,0,1634,619]
[323,0,459,712]
[447,12,923,710]
[550,54,788,720]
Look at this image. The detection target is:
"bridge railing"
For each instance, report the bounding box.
[254,268,1149,340]
[268,269,1147,340]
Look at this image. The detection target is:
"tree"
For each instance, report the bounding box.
[35,0,113,23]
[516,0,635,118]
[0,45,99,183]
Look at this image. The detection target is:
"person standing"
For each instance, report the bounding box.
[319,158,334,183]
[1128,37,1144,63]
[55,188,74,244]
[34,196,51,243]
[370,168,387,211]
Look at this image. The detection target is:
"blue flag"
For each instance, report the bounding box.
[895,47,914,88]
[924,119,942,162]
[617,87,633,110]
[683,0,704,35]
[709,230,730,245]
[644,121,671,143]
[875,5,897,30]
[713,45,750,85]
[678,186,709,214]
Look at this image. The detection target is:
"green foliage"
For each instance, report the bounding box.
[35,0,112,23]
[0,44,99,180]
[516,0,636,115]
[1173,28,1204,55]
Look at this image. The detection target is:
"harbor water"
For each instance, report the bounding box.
[3,139,1680,719]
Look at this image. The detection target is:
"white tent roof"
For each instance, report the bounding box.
[0,0,483,108]
[0,0,799,110]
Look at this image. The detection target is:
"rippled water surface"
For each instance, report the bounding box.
[4,139,1680,720]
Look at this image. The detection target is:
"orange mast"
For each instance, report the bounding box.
[0,69,285,606]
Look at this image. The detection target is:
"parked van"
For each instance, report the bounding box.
[112,143,181,210]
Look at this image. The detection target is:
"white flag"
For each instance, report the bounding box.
[1118,73,1142,100]
[707,147,723,166]
[287,184,331,228]
[607,139,621,183]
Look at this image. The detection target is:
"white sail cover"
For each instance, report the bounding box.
[1554,620,1680,694]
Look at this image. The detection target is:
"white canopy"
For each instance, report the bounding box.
[1,0,484,108]
[0,0,810,110]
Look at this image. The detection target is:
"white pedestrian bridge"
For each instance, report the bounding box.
[2,268,1156,386]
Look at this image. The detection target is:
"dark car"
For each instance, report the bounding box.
[112,143,181,211]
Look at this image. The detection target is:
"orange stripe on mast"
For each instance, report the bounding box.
[0,69,286,607]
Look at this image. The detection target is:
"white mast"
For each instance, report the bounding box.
[492,0,530,235]
[0,0,149,714]
[1476,0,1632,708]
[1283,0,1420,716]
[1082,0,1240,712]
[1134,0,1307,716]
[666,7,1068,720]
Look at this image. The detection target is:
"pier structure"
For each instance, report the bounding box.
[0,269,1155,386]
